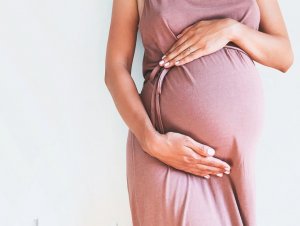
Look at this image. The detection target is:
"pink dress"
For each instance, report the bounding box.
[126,0,264,225]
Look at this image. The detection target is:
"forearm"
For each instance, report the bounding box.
[228,19,293,72]
[105,64,160,155]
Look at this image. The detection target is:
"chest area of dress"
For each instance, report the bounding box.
[140,0,260,36]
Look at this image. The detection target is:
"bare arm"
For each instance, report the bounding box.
[105,0,158,155]
[158,0,293,73]
[230,0,294,72]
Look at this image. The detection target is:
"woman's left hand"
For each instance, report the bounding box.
[159,18,238,68]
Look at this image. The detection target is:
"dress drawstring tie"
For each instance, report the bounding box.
[144,64,171,134]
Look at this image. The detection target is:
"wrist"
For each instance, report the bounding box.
[225,18,242,43]
[139,127,162,157]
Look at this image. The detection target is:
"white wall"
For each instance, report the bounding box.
[255,2,300,225]
[0,0,298,225]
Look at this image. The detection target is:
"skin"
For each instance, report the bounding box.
[105,0,293,179]
[160,1,294,72]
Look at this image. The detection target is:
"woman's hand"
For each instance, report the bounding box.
[145,131,231,179]
[159,18,237,68]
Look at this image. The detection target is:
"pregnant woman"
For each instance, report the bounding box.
[105,0,293,225]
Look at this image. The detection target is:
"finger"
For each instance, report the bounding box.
[172,45,200,66]
[195,163,225,175]
[168,21,208,57]
[183,136,215,157]
[183,141,231,172]
[188,168,211,178]
[162,27,197,58]
[169,28,194,53]
[164,45,200,68]
[174,48,208,66]
[183,159,223,178]
[177,28,189,39]
[162,39,184,60]
[184,153,227,176]
[160,37,198,67]
[192,170,213,179]
[199,156,231,171]
[177,24,195,39]
[164,44,199,68]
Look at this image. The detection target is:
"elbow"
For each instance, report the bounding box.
[104,73,109,87]
[104,58,115,87]
[278,51,294,73]
[104,67,111,88]
[279,43,294,73]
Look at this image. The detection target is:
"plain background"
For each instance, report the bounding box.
[0,0,299,225]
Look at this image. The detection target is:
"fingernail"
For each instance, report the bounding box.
[207,148,215,156]
[164,62,170,67]
[175,60,180,65]
[177,33,182,38]
[216,173,223,177]
[159,60,165,66]
[225,167,231,171]
[224,171,230,174]
[204,175,210,179]
[162,55,166,59]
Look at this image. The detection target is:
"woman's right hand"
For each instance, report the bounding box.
[145,131,231,179]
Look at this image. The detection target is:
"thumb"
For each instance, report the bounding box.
[176,25,193,38]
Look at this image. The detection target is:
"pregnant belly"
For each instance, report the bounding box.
[140,46,265,161]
